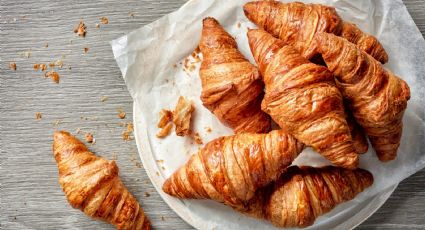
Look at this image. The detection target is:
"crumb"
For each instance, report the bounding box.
[129,12,135,18]
[20,50,31,58]
[126,122,134,132]
[44,43,48,48]
[75,128,81,134]
[144,192,150,197]
[205,127,212,133]
[117,121,126,127]
[9,62,17,71]
[135,162,142,168]
[85,133,94,143]
[45,71,60,83]
[136,178,140,182]
[188,64,196,72]
[100,16,109,24]
[118,111,126,119]
[156,122,173,138]
[68,65,71,70]
[237,22,241,28]
[122,130,133,141]
[193,132,203,145]
[35,112,42,120]
[83,47,89,53]
[156,171,160,176]
[95,23,100,29]
[183,58,190,70]
[54,59,63,68]
[156,159,164,163]
[157,109,173,128]
[161,216,165,221]
[100,96,108,102]
[53,119,62,127]
[172,96,194,136]
[40,63,47,71]
[48,62,55,68]
[74,21,87,37]
[173,63,177,68]
[161,166,165,170]
[33,63,39,70]
[111,152,118,160]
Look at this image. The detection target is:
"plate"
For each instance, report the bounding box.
[133,102,398,230]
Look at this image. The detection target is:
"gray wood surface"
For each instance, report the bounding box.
[1,0,424,229]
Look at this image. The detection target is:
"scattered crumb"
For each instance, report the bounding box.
[173,96,194,136]
[144,192,150,197]
[48,62,55,68]
[35,112,42,120]
[100,96,109,102]
[129,12,135,18]
[20,50,31,58]
[85,133,94,143]
[44,43,48,48]
[45,71,60,84]
[33,63,39,70]
[68,65,71,70]
[156,171,160,176]
[118,111,126,119]
[83,47,89,53]
[122,123,133,141]
[95,23,100,29]
[54,59,63,68]
[161,166,165,170]
[126,122,134,132]
[156,122,173,138]
[53,119,62,127]
[205,127,212,133]
[9,62,17,71]
[135,162,142,168]
[117,121,126,127]
[237,22,241,28]
[75,128,81,134]
[157,109,173,128]
[40,63,47,71]
[156,159,164,164]
[193,132,203,145]
[111,152,118,160]
[74,21,87,37]
[161,216,165,221]
[100,16,109,24]
[173,63,177,68]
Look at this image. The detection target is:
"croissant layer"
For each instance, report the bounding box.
[314,32,410,161]
[163,129,303,207]
[53,131,150,230]
[248,29,358,169]
[242,166,373,228]
[243,1,388,63]
[199,17,271,133]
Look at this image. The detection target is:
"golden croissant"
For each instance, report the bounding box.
[53,131,151,230]
[248,29,358,169]
[199,17,271,133]
[243,1,388,63]
[241,166,374,228]
[314,32,410,161]
[163,129,304,207]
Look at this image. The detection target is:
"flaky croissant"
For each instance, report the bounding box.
[53,131,150,230]
[314,32,410,161]
[241,166,373,228]
[199,17,271,133]
[163,129,304,208]
[248,29,358,169]
[243,1,388,63]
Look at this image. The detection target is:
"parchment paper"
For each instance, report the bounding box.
[112,0,425,229]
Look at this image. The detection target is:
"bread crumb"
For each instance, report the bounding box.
[44,43,48,48]
[129,12,135,18]
[144,192,150,197]
[118,111,126,119]
[156,122,173,138]
[74,21,87,37]
[157,109,173,128]
[83,47,89,53]
[161,166,165,170]
[40,63,47,71]
[135,162,142,168]
[117,122,126,127]
[75,128,81,134]
[156,171,160,176]
[19,50,31,58]
[85,133,94,143]
[100,96,108,102]
[111,152,118,160]
[237,22,241,28]
[9,62,17,71]
[173,96,194,136]
[54,59,63,68]
[173,63,177,68]
[193,132,203,145]
[95,23,100,29]
[161,216,165,221]
[53,119,62,127]
[100,16,109,24]
[45,71,60,84]
[156,159,164,164]
[205,127,212,133]
[35,112,42,120]
[126,122,134,132]
[122,123,133,141]
[33,63,39,70]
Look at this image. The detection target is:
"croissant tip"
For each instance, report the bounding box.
[203,17,219,26]
[53,130,71,140]
[162,179,173,195]
[243,2,257,18]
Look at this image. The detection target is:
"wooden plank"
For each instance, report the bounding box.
[0,0,423,229]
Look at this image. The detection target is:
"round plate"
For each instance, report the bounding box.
[133,102,398,230]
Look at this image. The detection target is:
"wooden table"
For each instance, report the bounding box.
[1,0,424,229]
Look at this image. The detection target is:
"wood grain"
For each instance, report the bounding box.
[0,0,423,229]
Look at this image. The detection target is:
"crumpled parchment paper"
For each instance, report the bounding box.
[112,0,425,229]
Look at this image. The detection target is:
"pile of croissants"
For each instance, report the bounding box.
[51,1,410,229]
[163,0,411,228]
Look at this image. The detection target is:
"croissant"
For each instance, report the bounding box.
[241,166,374,228]
[53,131,151,230]
[163,129,304,207]
[243,1,388,63]
[314,32,410,161]
[248,29,358,169]
[199,17,271,133]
